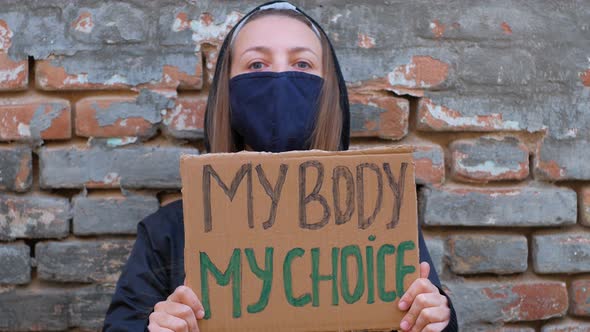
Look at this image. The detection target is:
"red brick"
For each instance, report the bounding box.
[570,279,590,317]
[0,53,27,91]
[0,97,71,141]
[348,89,409,140]
[354,56,450,96]
[162,95,206,139]
[75,96,158,138]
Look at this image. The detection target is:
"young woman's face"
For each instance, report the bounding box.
[230,15,323,78]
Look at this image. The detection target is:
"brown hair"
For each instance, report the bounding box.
[206,8,343,153]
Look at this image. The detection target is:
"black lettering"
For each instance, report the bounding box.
[299,160,330,230]
[202,164,253,232]
[255,164,289,229]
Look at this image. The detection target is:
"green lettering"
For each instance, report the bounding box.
[199,249,242,319]
[283,248,311,307]
[377,244,396,302]
[396,241,416,296]
[366,236,376,304]
[311,247,339,306]
[245,247,273,314]
[340,245,364,304]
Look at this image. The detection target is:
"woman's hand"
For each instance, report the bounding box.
[398,262,450,332]
[148,281,205,332]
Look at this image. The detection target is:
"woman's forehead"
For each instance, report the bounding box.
[232,15,322,54]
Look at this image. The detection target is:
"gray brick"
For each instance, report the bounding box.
[424,236,445,276]
[535,137,590,181]
[0,242,30,284]
[39,145,199,189]
[420,185,577,227]
[0,146,31,192]
[36,239,134,283]
[533,232,590,274]
[0,194,70,241]
[70,284,116,331]
[450,136,529,183]
[73,194,159,235]
[449,235,527,275]
[0,287,70,331]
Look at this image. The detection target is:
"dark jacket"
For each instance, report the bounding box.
[103,1,458,331]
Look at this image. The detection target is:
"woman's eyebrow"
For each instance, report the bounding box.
[240,46,319,59]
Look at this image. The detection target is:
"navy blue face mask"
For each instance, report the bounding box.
[229,71,324,152]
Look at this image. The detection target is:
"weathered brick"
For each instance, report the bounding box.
[424,236,445,275]
[0,53,27,90]
[36,239,134,283]
[450,136,529,183]
[70,284,116,331]
[162,94,206,140]
[348,89,409,140]
[0,194,70,241]
[570,279,590,317]
[446,281,568,327]
[535,137,590,181]
[0,97,71,141]
[354,55,451,96]
[541,320,590,332]
[420,185,577,227]
[412,143,445,185]
[0,242,30,284]
[349,140,445,185]
[581,187,590,227]
[39,145,199,189]
[36,50,203,90]
[533,232,590,274]
[0,145,31,192]
[72,193,159,235]
[417,97,525,132]
[449,234,527,275]
[75,89,174,138]
[66,3,148,44]
[0,287,70,331]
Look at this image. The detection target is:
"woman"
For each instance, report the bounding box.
[102,1,458,331]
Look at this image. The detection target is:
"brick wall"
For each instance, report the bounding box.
[0,0,589,331]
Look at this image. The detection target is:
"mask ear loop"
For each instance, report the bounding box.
[229,1,322,48]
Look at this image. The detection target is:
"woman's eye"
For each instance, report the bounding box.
[249,62,264,70]
[295,61,311,69]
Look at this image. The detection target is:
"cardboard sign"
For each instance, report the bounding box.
[180,148,419,331]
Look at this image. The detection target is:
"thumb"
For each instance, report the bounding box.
[420,262,430,279]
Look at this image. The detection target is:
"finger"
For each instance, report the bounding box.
[147,322,175,332]
[149,311,189,332]
[400,293,445,331]
[154,302,198,332]
[411,307,449,332]
[168,285,206,319]
[420,262,430,279]
[422,321,450,332]
[398,277,439,311]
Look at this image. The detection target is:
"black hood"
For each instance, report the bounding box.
[203,0,350,152]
